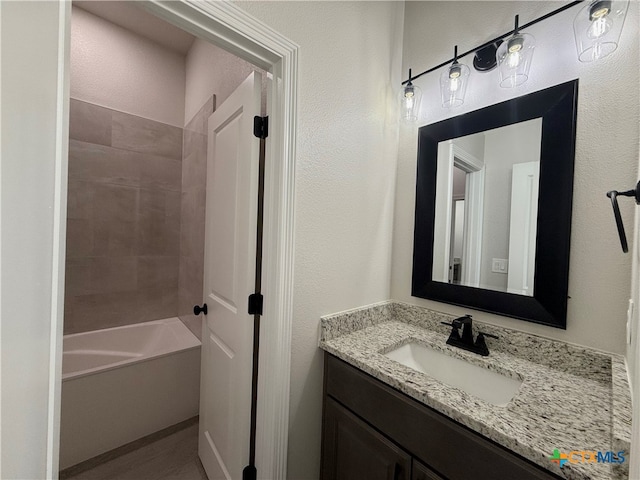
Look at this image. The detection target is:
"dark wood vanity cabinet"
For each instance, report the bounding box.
[321,354,562,480]
[323,398,412,480]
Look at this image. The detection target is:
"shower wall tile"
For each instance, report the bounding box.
[64,290,140,334]
[180,188,206,260]
[138,256,180,290]
[64,99,183,335]
[89,256,138,294]
[182,130,207,163]
[69,99,112,146]
[178,95,215,340]
[68,141,139,187]
[94,183,138,223]
[184,95,215,136]
[137,189,181,257]
[182,149,207,190]
[112,111,183,159]
[65,219,94,259]
[137,286,179,323]
[139,156,182,192]
[97,219,138,257]
[64,259,92,297]
[67,180,95,220]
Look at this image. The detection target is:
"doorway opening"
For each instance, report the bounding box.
[55,2,297,479]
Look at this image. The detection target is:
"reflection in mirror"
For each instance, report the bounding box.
[433,119,542,297]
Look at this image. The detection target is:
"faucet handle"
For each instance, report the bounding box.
[473,331,498,356]
[440,321,461,341]
[477,331,499,340]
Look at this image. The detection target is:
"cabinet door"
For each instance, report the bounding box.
[412,460,445,480]
[321,397,411,480]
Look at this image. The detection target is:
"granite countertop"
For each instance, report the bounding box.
[319,301,632,480]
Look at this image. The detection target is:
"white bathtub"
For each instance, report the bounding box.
[60,317,201,470]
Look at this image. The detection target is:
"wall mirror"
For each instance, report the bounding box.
[412,80,578,328]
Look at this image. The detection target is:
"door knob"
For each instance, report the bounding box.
[193,303,208,315]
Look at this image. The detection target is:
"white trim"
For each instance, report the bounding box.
[46,2,71,477]
[434,141,455,283]
[452,144,483,172]
[0,3,3,477]
[52,2,298,479]
[461,168,484,287]
[452,145,484,288]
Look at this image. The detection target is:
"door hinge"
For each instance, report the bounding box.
[248,293,263,316]
[253,116,268,139]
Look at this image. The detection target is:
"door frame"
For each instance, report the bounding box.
[452,145,484,288]
[52,2,298,478]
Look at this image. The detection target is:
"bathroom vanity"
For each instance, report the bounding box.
[319,302,632,480]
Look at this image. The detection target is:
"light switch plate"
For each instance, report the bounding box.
[491,258,509,274]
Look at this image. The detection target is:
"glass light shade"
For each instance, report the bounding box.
[574,0,628,62]
[496,33,535,88]
[440,62,470,108]
[399,82,422,122]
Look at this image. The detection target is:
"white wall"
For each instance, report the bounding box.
[393,1,639,354]
[477,120,542,291]
[628,150,640,478]
[184,38,265,124]
[71,6,185,127]
[1,1,69,477]
[236,2,405,478]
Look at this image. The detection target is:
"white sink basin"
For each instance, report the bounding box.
[384,342,522,406]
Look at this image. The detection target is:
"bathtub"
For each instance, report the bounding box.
[59,317,201,470]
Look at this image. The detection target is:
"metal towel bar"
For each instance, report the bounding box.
[606,181,640,253]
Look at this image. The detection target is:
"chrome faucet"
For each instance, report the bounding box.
[441,315,498,356]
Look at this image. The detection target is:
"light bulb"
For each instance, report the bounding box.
[505,35,524,69]
[448,65,461,92]
[403,95,415,110]
[399,79,421,122]
[506,51,521,68]
[440,60,468,108]
[587,15,612,38]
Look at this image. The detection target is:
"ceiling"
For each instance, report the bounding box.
[73,1,196,55]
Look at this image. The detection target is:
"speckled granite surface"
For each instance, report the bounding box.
[319,301,632,480]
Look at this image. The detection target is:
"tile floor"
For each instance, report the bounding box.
[62,419,208,480]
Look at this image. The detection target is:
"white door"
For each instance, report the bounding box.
[507,161,540,296]
[199,71,262,480]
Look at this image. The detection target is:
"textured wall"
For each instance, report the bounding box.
[392,1,640,354]
[184,39,264,125]
[64,99,182,334]
[629,153,640,476]
[70,6,186,127]
[235,2,405,478]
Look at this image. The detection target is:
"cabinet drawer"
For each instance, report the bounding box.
[325,354,560,480]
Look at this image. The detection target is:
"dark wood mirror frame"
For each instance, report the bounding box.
[412,80,579,329]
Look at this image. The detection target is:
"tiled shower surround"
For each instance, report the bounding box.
[64,97,215,336]
[64,99,183,334]
[178,96,215,340]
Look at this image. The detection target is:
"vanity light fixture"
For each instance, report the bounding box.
[440,46,470,107]
[400,0,629,115]
[497,15,536,88]
[574,0,629,62]
[400,68,422,122]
